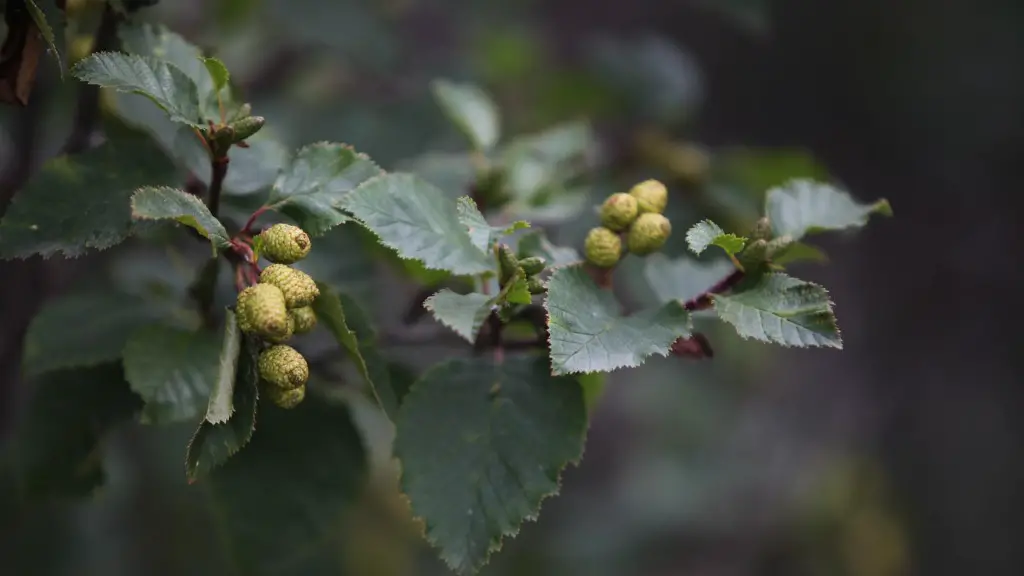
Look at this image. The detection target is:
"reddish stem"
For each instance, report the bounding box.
[683,269,745,311]
[242,206,269,235]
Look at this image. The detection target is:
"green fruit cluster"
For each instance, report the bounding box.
[237,223,321,409]
[497,245,548,295]
[584,179,673,268]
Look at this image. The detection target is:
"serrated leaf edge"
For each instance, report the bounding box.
[422,289,494,343]
[266,141,384,208]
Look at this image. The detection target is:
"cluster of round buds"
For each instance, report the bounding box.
[237,223,321,409]
[497,245,548,295]
[585,179,673,268]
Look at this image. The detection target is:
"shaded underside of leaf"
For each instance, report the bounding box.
[131,186,231,252]
[205,309,242,424]
[71,52,201,126]
[765,179,892,240]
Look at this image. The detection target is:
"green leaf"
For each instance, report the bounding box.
[395,356,586,575]
[685,219,747,256]
[432,79,501,150]
[424,290,492,342]
[0,130,178,259]
[771,241,829,266]
[201,57,230,91]
[516,230,582,267]
[25,0,63,78]
[313,284,399,420]
[501,121,594,201]
[185,335,259,481]
[340,173,493,275]
[765,179,892,240]
[203,309,243,424]
[456,197,529,253]
[13,364,141,499]
[266,142,383,235]
[131,186,231,254]
[545,265,691,375]
[204,396,367,574]
[713,148,829,193]
[398,151,476,197]
[505,276,533,305]
[643,253,737,304]
[71,52,201,126]
[712,272,841,348]
[122,324,221,425]
[22,291,170,378]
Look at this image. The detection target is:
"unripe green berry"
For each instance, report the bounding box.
[497,244,520,285]
[599,193,640,231]
[266,383,306,409]
[527,277,547,294]
[739,238,769,267]
[289,306,317,334]
[266,314,295,344]
[627,213,672,256]
[519,256,546,277]
[258,223,312,264]
[259,264,320,309]
[629,179,668,214]
[258,345,309,390]
[584,227,622,268]
[228,115,265,143]
[750,217,772,242]
[236,284,290,340]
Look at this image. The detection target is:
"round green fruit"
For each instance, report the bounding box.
[599,193,640,231]
[260,264,319,309]
[627,213,672,256]
[266,383,306,409]
[584,227,623,268]
[258,345,309,391]
[258,223,312,264]
[236,284,290,340]
[629,179,669,214]
[289,306,318,334]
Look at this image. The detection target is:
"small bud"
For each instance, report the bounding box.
[228,115,265,143]
[629,179,668,214]
[750,217,772,242]
[584,227,623,268]
[236,284,290,340]
[266,383,306,409]
[739,238,769,268]
[259,264,320,309]
[497,244,520,285]
[258,345,309,390]
[519,256,546,277]
[258,223,312,264]
[765,235,794,260]
[289,306,318,334]
[234,103,253,120]
[527,277,547,295]
[599,193,640,231]
[627,213,672,256]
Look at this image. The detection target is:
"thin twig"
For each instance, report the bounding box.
[684,269,745,311]
[207,156,229,219]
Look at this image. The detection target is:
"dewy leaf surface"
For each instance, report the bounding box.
[123,324,221,425]
[266,142,383,235]
[432,79,501,150]
[643,253,738,304]
[545,265,691,375]
[423,289,492,342]
[0,129,178,259]
[765,179,892,240]
[131,186,231,253]
[395,356,586,575]
[712,272,841,348]
[340,173,493,275]
[71,52,201,126]
[685,219,746,256]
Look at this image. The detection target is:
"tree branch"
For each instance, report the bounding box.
[207,157,229,219]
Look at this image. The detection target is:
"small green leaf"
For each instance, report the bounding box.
[204,309,243,424]
[712,272,841,348]
[123,324,221,425]
[424,290,492,342]
[516,230,581,267]
[13,364,141,499]
[0,129,178,259]
[456,197,529,253]
[201,57,230,91]
[131,186,231,253]
[313,284,399,420]
[185,335,259,481]
[643,253,737,304]
[265,142,383,235]
[432,79,501,150]
[395,356,586,575]
[765,179,892,240]
[505,276,533,305]
[71,52,201,126]
[340,173,493,275]
[25,0,63,78]
[501,121,594,201]
[545,265,691,375]
[685,219,747,256]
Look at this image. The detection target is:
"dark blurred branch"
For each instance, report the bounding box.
[62,3,121,154]
[684,269,744,311]
[207,157,228,218]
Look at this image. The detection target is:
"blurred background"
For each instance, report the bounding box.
[2,0,1023,575]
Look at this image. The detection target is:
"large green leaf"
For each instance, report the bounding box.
[131,186,231,254]
[424,290,492,342]
[501,121,594,201]
[685,219,746,256]
[265,142,383,236]
[340,173,493,275]
[185,334,259,481]
[545,265,691,375]
[765,179,892,240]
[456,197,528,253]
[13,364,141,499]
[0,131,178,259]
[312,284,399,420]
[122,324,221,425]
[395,356,586,575]
[72,52,201,126]
[432,79,500,151]
[712,272,841,348]
[204,395,367,574]
[643,253,737,304]
[22,291,170,378]
[204,309,243,424]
